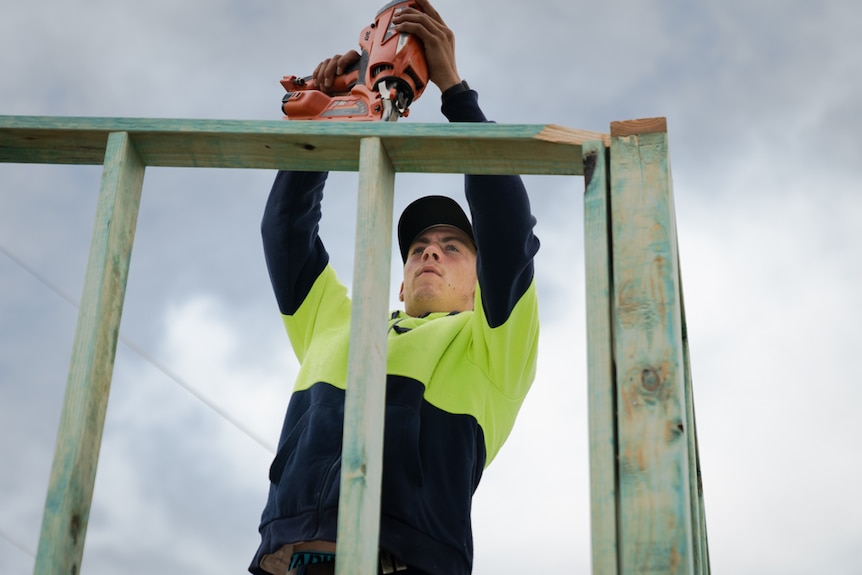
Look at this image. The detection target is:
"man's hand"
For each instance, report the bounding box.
[310,0,461,95]
[311,50,361,92]
[393,0,461,92]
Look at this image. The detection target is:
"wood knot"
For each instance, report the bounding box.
[668,419,685,442]
[583,151,597,187]
[641,367,661,392]
[70,513,81,545]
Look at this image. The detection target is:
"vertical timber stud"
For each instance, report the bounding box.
[679,283,711,574]
[582,139,619,575]
[336,137,395,575]
[608,118,694,575]
[34,132,145,575]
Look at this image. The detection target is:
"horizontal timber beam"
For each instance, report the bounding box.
[0,116,608,175]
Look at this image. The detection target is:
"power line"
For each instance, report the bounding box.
[0,526,35,558]
[0,242,279,567]
[118,335,276,453]
[0,243,277,454]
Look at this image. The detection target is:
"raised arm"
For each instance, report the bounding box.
[261,170,330,316]
[443,90,539,328]
[394,0,539,327]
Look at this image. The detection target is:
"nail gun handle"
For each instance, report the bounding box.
[282,50,368,96]
[329,50,367,92]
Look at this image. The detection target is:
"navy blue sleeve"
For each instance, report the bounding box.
[441,90,540,328]
[261,170,331,316]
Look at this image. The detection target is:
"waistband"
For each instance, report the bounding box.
[289,550,407,574]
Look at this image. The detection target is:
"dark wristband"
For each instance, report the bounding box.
[441,80,470,102]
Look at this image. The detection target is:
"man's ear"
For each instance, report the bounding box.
[399,281,405,302]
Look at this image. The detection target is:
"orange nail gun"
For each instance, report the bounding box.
[280,0,428,121]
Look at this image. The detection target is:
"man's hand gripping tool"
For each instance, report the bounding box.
[280,0,429,122]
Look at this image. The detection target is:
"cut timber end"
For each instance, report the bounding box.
[610,117,668,137]
[536,124,610,147]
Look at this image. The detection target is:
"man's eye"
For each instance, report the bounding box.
[412,247,424,255]
[445,244,459,252]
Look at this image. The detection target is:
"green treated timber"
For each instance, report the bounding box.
[679,280,711,574]
[582,139,619,575]
[4,112,710,575]
[34,132,145,575]
[608,118,694,574]
[0,115,604,175]
[336,137,395,575]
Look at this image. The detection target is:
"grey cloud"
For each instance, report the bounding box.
[3,0,862,573]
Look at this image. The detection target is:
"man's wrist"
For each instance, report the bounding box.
[441,80,471,102]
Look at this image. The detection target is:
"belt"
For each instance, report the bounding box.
[289,550,407,574]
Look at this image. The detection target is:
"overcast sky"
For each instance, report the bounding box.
[2,0,861,574]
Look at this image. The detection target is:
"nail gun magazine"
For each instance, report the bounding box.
[280,0,429,122]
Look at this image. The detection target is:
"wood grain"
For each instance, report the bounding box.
[609,127,694,574]
[34,132,145,575]
[0,116,605,175]
[336,137,394,575]
[582,139,619,575]
[610,117,667,137]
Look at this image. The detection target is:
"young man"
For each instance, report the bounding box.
[250,2,540,574]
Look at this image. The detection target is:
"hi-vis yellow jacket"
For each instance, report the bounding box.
[251,90,540,575]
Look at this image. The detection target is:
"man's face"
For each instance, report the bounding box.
[400,225,477,317]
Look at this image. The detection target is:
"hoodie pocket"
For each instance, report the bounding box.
[269,405,310,484]
[269,400,345,516]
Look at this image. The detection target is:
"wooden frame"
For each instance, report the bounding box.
[583,118,710,574]
[1,114,707,575]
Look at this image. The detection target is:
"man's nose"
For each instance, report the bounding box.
[422,244,441,260]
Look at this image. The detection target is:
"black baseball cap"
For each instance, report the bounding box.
[397,195,474,263]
